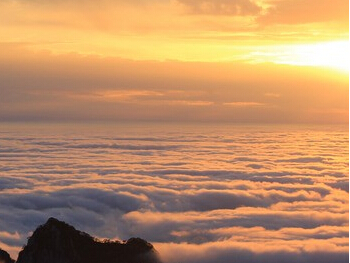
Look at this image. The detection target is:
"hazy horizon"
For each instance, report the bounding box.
[1,51,348,124]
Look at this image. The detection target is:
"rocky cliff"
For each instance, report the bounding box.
[7,217,161,263]
[0,249,15,263]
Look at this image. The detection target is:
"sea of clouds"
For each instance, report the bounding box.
[0,123,348,262]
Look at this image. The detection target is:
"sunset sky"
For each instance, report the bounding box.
[0,0,348,124]
[0,2,349,262]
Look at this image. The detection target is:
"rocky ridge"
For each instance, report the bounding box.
[1,218,161,263]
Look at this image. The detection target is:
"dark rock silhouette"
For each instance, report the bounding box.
[0,248,15,263]
[15,217,162,263]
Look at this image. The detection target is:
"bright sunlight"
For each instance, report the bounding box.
[248,41,349,71]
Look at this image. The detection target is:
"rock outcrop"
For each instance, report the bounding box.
[15,217,161,263]
[0,249,15,263]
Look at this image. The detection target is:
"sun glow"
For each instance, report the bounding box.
[282,41,349,71]
[249,41,349,72]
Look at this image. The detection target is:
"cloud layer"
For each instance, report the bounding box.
[0,0,347,65]
[0,123,348,262]
[176,0,261,15]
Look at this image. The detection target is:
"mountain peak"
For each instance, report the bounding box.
[16,217,161,263]
[45,217,65,226]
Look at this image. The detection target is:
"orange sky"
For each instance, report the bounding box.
[0,0,348,123]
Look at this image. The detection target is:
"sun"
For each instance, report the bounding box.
[279,41,349,71]
[248,41,349,72]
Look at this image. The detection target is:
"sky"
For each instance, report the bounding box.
[0,0,349,123]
